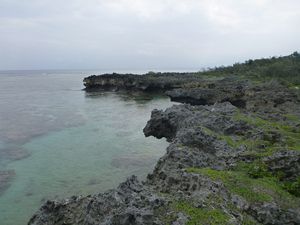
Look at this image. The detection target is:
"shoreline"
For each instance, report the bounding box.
[29,71,300,225]
[28,52,300,225]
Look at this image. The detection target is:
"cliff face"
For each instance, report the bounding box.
[29,74,300,225]
[83,73,208,91]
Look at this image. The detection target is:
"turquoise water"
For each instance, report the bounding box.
[0,71,173,225]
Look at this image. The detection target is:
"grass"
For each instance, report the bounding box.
[186,168,298,207]
[174,202,230,225]
[172,196,260,225]
[200,125,264,150]
[234,159,300,197]
[219,134,268,150]
[154,199,231,225]
[284,114,300,122]
[202,125,277,158]
[192,112,300,199]
[233,111,300,152]
[200,111,300,153]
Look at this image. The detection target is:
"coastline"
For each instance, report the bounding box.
[29,70,300,225]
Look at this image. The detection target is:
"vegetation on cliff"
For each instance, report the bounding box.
[199,51,300,86]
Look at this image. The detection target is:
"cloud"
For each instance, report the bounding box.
[0,0,299,70]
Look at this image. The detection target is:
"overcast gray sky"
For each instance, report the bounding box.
[0,0,299,70]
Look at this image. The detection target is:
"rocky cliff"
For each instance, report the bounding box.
[83,73,208,91]
[29,73,300,225]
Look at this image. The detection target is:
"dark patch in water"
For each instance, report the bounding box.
[0,146,30,161]
[87,178,101,186]
[0,170,15,196]
[111,154,155,169]
[25,192,34,197]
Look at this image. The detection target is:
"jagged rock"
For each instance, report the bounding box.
[263,150,300,181]
[143,102,238,142]
[244,82,300,114]
[165,77,249,107]
[166,78,300,114]
[166,88,219,106]
[248,202,300,225]
[29,176,168,225]
[84,73,299,114]
[144,103,250,190]
[83,73,204,92]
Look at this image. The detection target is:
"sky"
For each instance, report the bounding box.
[0,0,299,70]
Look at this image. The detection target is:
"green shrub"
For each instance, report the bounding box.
[283,177,300,197]
[247,161,271,178]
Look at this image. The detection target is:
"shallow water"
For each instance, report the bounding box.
[0,70,173,225]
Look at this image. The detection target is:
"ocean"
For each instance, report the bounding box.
[0,70,173,225]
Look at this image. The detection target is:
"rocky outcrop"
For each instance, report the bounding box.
[144,103,300,225]
[29,74,300,225]
[29,176,170,225]
[83,73,205,91]
[166,78,300,114]
[166,77,248,108]
[84,73,299,114]
[263,150,300,181]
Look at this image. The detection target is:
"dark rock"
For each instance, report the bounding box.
[248,202,300,225]
[263,150,300,181]
[29,176,168,225]
[166,88,218,105]
[83,73,204,92]
[166,77,249,107]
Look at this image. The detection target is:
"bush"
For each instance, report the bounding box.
[247,161,271,178]
[283,177,300,197]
